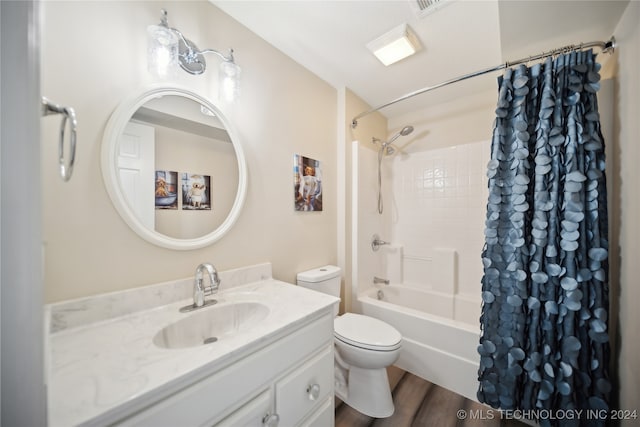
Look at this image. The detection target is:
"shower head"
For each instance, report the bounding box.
[400,125,414,136]
[372,125,414,155]
[385,125,414,146]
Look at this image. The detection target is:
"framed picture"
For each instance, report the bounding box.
[155,170,178,209]
[294,154,322,211]
[182,173,211,210]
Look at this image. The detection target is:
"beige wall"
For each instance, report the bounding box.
[41,1,337,302]
[611,1,640,417]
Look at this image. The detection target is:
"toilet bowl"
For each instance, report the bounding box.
[297,266,402,418]
[333,313,401,417]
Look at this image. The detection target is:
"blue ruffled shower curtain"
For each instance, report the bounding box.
[477,50,610,426]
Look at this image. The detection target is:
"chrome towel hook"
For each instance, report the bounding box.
[42,96,77,182]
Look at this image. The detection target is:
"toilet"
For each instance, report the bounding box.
[297,265,402,418]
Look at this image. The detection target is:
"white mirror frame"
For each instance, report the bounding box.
[101,85,247,250]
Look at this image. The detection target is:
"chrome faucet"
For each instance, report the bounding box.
[373,276,390,285]
[194,262,220,307]
[180,263,221,312]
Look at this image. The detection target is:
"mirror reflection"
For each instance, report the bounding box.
[117,95,239,240]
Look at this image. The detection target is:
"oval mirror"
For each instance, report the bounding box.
[102,86,247,250]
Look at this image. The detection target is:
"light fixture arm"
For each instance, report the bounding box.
[170,26,206,74]
[156,9,237,76]
[198,47,236,63]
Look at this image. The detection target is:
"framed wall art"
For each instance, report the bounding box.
[294,154,322,212]
[155,170,178,209]
[181,173,211,210]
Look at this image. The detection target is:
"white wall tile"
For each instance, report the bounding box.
[389,140,489,297]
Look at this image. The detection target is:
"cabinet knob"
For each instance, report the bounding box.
[306,383,320,401]
[262,412,280,427]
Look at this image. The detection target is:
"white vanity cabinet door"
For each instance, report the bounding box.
[274,344,334,426]
[217,389,272,427]
[300,397,333,427]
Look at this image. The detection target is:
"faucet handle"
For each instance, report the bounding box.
[211,270,221,291]
[371,233,390,252]
[203,269,220,295]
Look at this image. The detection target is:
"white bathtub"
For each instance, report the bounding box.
[359,285,481,401]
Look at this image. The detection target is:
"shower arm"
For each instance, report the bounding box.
[351,37,616,128]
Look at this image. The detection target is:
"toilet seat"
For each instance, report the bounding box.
[334,313,401,352]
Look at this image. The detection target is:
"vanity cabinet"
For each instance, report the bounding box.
[220,344,334,427]
[274,345,333,425]
[119,312,335,427]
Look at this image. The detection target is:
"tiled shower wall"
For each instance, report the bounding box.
[387,140,491,320]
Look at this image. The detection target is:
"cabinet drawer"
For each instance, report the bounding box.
[217,389,272,427]
[275,345,333,426]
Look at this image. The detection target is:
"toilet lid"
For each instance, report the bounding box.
[334,313,401,351]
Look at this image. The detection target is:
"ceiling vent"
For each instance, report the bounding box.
[409,0,452,18]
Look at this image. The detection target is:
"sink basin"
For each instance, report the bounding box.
[153,302,270,349]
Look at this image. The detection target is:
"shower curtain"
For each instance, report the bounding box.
[477,50,610,426]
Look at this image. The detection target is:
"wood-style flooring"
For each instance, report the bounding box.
[335,367,529,427]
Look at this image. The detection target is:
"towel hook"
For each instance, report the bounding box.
[42,97,77,181]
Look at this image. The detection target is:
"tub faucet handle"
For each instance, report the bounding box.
[371,234,390,251]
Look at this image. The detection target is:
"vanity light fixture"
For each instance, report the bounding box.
[147,9,241,101]
[366,23,422,66]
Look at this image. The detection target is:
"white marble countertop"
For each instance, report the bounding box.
[46,267,338,427]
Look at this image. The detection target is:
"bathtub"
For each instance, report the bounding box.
[359,284,481,401]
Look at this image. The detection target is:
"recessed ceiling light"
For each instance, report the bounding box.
[366,23,422,66]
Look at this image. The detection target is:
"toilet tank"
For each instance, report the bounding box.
[296,265,342,297]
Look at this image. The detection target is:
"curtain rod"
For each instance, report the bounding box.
[351,36,616,128]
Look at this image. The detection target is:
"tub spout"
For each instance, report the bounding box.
[373,276,390,285]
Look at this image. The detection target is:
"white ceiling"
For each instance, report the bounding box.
[212,0,628,121]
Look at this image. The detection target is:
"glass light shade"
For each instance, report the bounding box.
[147,24,178,78]
[219,61,241,102]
